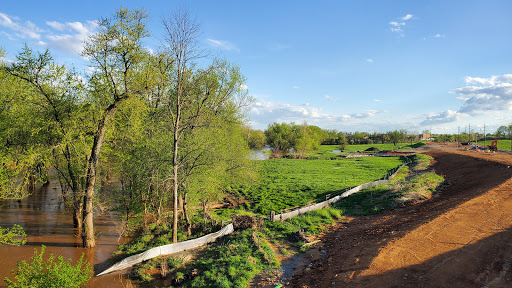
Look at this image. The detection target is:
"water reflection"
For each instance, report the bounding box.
[0,172,133,288]
[251,146,271,160]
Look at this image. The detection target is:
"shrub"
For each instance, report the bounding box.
[4,245,92,288]
[0,224,26,246]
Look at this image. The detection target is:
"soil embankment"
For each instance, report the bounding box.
[291,145,512,287]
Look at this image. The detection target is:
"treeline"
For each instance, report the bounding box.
[245,123,414,155]
[431,124,512,143]
[0,8,254,247]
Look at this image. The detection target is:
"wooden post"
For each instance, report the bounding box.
[270,211,275,222]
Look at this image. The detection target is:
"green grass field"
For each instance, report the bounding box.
[239,157,404,214]
[476,139,511,151]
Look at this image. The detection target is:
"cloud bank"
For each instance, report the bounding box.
[0,12,98,56]
[421,74,512,126]
[249,99,386,130]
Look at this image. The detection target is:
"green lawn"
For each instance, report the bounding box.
[239,157,404,214]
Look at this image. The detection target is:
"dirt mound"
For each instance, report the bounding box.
[291,148,512,287]
[232,215,262,231]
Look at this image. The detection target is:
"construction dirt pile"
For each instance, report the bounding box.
[291,144,512,287]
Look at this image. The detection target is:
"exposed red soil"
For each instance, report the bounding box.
[290,144,512,287]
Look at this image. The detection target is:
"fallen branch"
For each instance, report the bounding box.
[300,239,321,248]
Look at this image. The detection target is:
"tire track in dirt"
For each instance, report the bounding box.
[291,147,512,287]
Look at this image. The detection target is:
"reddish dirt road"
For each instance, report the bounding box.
[291,145,512,287]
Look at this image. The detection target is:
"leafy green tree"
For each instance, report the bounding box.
[3,46,91,230]
[338,133,348,151]
[264,122,295,153]
[349,131,368,144]
[496,125,512,138]
[162,9,253,242]
[0,224,26,246]
[322,129,340,145]
[80,8,154,247]
[4,245,92,288]
[387,129,406,146]
[244,127,266,149]
[0,49,52,200]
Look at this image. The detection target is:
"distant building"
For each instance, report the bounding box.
[420,133,431,141]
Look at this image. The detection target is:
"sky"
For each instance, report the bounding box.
[1,0,512,134]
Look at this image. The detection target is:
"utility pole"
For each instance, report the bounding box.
[457,126,460,148]
[484,124,486,147]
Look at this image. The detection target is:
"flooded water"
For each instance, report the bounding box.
[0,173,135,288]
[251,146,270,160]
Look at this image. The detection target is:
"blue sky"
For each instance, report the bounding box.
[1,1,512,134]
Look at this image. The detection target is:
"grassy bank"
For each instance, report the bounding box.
[238,157,403,214]
[334,154,444,215]
[118,149,440,287]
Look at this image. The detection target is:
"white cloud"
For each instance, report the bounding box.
[249,99,341,129]
[0,12,42,39]
[46,20,68,31]
[0,12,98,56]
[421,110,466,125]
[454,74,512,113]
[389,14,414,36]
[366,58,374,63]
[323,95,337,101]
[345,110,379,119]
[421,73,512,128]
[45,20,98,55]
[373,99,381,102]
[207,38,239,52]
[402,14,414,21]
[424,33,446,40]
[248,99,388,130]
[464,74,512,86]
[293,85,300,89]
[240,84,248,90]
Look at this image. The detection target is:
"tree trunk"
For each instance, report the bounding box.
[182,192,192,236]
[73,192,83,231]
[82,103,119,248]
[172,139,179,243]
[202,201,208,226]
[172,77,182,243]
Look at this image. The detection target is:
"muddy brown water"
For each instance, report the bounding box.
[0,174,135,288]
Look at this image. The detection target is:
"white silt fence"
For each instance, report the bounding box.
[97,158,410,276]
[272,160,409,222]
[97,223,234,276]
[272,179,389,221]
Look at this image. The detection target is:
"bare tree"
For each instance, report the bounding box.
[162,9,252,242]
[162,9,202,243]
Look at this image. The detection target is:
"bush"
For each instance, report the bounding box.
[0,224,26,246]
[4,245,92,288]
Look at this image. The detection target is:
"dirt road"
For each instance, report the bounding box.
[291,145,512,287]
